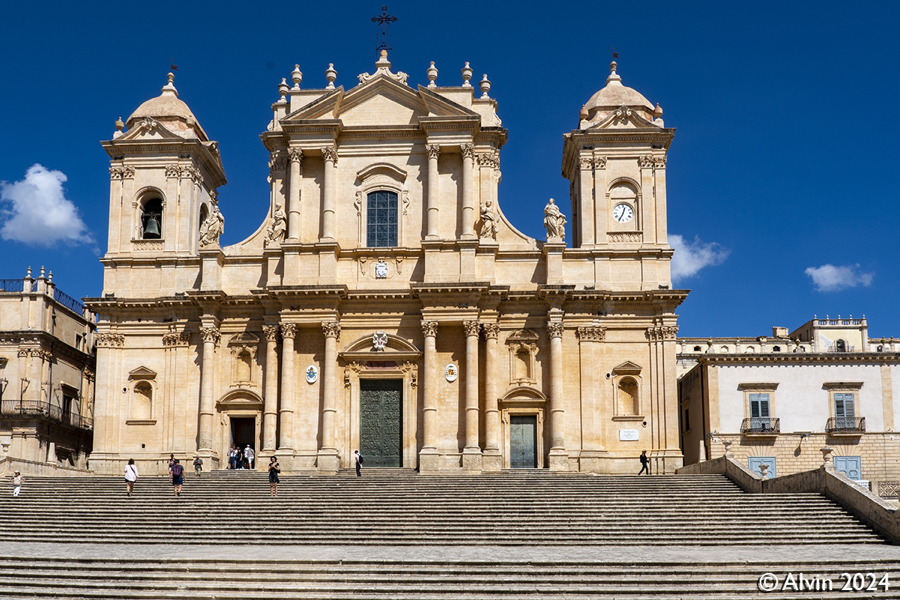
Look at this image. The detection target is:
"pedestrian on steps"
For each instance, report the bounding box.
[193,455,203,478]
[124,459,139,496]
[268,457,280,496]
[354,450,363,477]
[170,459,185,496]
[638,450,650,475]
[10,471,23,497]
[244,446,255,470]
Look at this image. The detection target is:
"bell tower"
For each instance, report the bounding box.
[101,73,226,296]
[562,61,674,289]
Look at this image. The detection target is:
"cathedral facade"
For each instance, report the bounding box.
[86,52,685,475]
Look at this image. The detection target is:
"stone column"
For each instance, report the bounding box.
[198,326,220,453]
[461,144,475,238]
[421,320,439,449]
[278,323,297,451]
[321,146,337,241]
[463,320,482,470]
[482,323,502,471]
[318,321,341,472]
[262,325,280,453]
[425,144,440,239]
[287,148,303,240]
[547,321,567,470]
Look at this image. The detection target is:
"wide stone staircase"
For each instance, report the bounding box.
[1,471,898,598]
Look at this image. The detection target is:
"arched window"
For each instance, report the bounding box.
[140,197,163,239]
[692,346,701,352]
[133,381,153,419]
[366,191,398,247]
[618,377,639,416]
[836,339,847,352]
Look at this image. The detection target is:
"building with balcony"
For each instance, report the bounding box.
[0,268,96,474]
[677,316,900,489]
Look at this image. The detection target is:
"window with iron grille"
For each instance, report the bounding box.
[366,191,398,247]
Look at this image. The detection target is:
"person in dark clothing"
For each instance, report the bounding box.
[638,450,650,475]
[354,450,363,477]
[268,457,280,496]
[170,459,185,496]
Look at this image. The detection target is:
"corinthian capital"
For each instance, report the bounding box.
[280,323,297,339]
[547,322,564,339]
[322,146,338,164]
[322,321,341,339]
[481,323,499,340]
[200,327,220,345]
[576,326,606,342]
[426,144,441,160]
[262,325,280,342]
[463,320,480,337]
[288,148,303,163]
[421,320,438,338]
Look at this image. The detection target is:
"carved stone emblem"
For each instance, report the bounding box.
[372,331,388,351]
[374,260,388,279]
[444,363,458,383]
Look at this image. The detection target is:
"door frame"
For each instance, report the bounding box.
[502,407,545,469]
[358,378,404,468]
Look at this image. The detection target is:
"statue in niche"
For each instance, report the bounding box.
[199,204,225,247]
[265,203,287,246]
[478,199,498,240]
[543,198,566,242]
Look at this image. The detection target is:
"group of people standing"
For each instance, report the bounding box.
[227,444,255,470]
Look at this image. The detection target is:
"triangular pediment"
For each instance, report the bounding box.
[612,361,642,374]
[128,366,157,380]
[586,105,658,130]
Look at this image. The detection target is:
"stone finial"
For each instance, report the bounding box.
[278,78,289,101]
[654,103,664,118]
[325,63,337,89]
[162,72,178,96]
[426,61,438,88]
[47,271,53,283]
[115,117,125,131]
[26,266,32,278]
[607,60,621,84]
[480,74,491,98]
[461,62,473,87]
[291,64,303,89]
[377,49,391,68]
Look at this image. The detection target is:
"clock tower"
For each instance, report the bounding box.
[562,61,674,291]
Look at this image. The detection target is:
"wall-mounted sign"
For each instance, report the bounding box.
[444,363,458,382]
[619,429,639,441]
[305,365,318,384]
[374,260,388,279]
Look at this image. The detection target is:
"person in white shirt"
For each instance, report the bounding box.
[11,471,23,497]
[124,459,139,496]
[244,446,255,470]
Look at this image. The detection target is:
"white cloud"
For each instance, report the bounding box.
[669,234,730,282]
[805,264,874,292]
[0,164,93,246]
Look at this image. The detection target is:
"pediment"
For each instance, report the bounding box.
[128,366,157,380]
[585,105,658,130]
[344,332,420,354]
[506,329,540,343]
[612,361,642,375]
[117,118,185,141]
[228,332,260,346]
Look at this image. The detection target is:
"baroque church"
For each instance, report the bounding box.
[86,51,685,475]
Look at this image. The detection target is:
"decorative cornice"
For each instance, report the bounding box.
[576,326,606,342]
[421,320,438,338]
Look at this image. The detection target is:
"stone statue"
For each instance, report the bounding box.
[199,204,225,247]
[543,198,566,242]
[265,203,286,246]
[478,200,498,240]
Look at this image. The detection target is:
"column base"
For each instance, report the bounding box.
[548,449,570,472]
[482,449,503,472]
[462,448,483,472]
[575,450,609,474]
[316,450,341,473]
[418,448,441,473]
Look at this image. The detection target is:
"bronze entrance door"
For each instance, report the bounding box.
[509,415,537,468]
[359,379,403,467]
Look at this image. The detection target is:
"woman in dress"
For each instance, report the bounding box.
[268,456,280,496]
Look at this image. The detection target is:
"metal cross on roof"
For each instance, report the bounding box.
[372,5,397,56]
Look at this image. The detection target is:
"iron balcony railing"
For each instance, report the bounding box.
[0,399,92,430]
[740,417,780,434]
[53,288,84,315]
[826,416,866,434]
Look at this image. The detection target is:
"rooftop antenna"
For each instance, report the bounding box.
[372,5,397,57]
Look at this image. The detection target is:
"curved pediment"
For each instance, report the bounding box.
[343,332,420,355]
[500,385,548,404]
[217,389,263,410]
[357,162,408,185]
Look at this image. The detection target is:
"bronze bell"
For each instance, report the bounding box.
[143,215,161,238]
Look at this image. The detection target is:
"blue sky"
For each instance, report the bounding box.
[1,1,898,338]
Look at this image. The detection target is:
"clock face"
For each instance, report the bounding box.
[613,203,634,223]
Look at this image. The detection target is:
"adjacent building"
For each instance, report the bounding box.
[678,316,900,488]
[85,53,686,475]
[0,268,96,474]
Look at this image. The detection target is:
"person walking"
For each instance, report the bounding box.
[11,471,23,497]
[228,445,237,470]
[244,446,255,470]
[124,459,139,496]
[170,459,185,496]
[268,457,280,496]
[638,450,650,475]
[354,450,363,477]
[193,455,203,478]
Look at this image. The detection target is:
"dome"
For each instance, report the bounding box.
[580,61,658,126]
[125,73,207,140]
